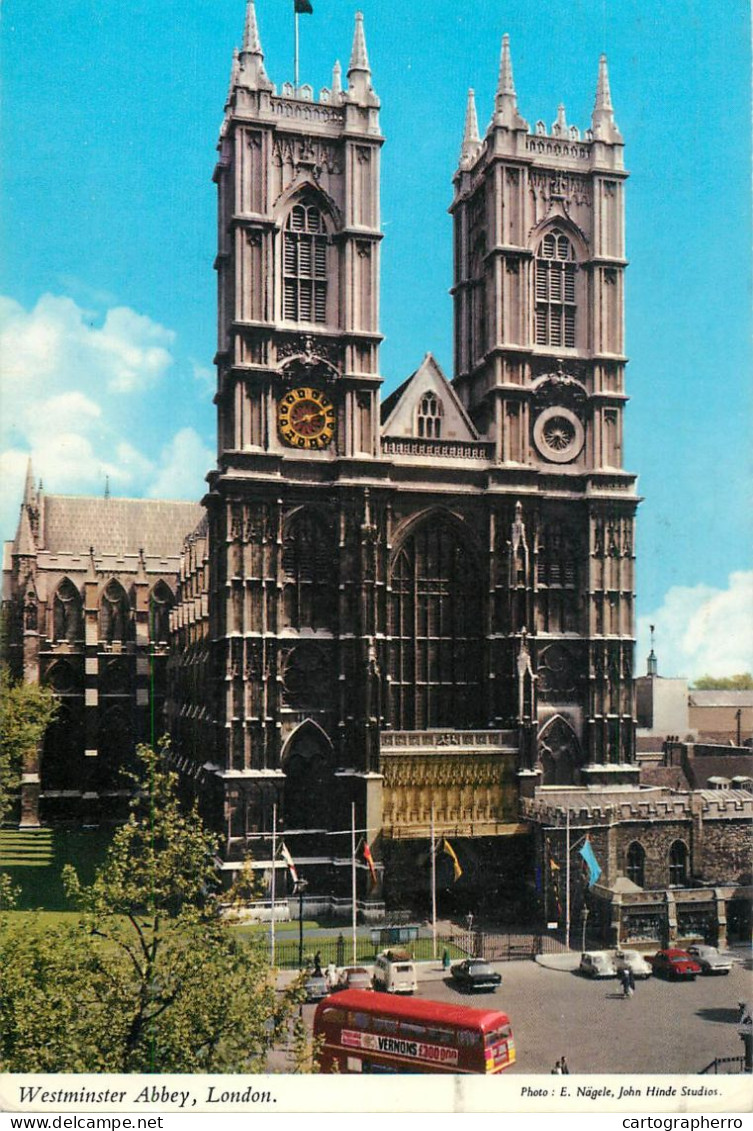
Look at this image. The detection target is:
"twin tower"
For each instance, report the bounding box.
[170,2,639,900]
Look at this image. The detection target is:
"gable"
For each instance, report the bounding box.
[381,353,479,442]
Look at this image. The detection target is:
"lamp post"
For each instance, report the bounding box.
[581,906,589,952]
[295,878,308,969]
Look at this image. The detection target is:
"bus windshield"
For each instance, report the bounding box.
[313,989,515,1075]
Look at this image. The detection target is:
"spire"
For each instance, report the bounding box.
[591,54,621,141]
[498,32,516,97]
[493,34,528,130]
[242,0,263,56]
[346,11,377,106]
[553,103,567,136]
[22,456,35,506]
[226,48,240,107]
[459,89,481,167]
[348,11,370,75]
[647,624,658,676]
[332,60,342,100]
[13,503,36,557]
[237,1,272,91]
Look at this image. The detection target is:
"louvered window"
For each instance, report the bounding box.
[283,204,328,324]
[535,229,577,347]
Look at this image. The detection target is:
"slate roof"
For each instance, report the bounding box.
[689,690,753,708]
[41,496,204,558]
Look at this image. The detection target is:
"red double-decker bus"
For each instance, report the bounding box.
[313,989,515,1074]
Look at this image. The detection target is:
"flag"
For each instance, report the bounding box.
[579,837,602,888]
[442,838,462,882]
[279,841,298,885]
[547,838,562,916]
[294,0,313,13]
[362,840,377,884]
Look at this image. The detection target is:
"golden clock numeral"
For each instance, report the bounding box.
[309,437,320,449]
[320,396,330,407]
[296,388,307,399]
[284,393,295,405]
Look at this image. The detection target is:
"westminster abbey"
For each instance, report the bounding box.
[5,3,646,918]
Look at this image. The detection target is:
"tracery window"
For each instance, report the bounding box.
[388,519,483,729]
[283,203,328,324]
[535,229,577,348]
[669,840,688,887]
[282,509,336,630]
[149,581,173,644]
[417,393,443,439]
[626,841,645,887]
[100,580,131,643]
[53,578,83,643]
[536,521,580,633]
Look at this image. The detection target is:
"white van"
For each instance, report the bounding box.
[372,949,417,994]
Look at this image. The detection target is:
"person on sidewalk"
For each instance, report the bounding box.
[559,1056,569,1074]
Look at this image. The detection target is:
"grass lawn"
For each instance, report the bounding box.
[0,826,113,910]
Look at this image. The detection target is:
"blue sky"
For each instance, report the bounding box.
[1,0,751,679]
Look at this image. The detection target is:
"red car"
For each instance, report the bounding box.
[649,949,702,980]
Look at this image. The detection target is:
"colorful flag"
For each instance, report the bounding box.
[294,0,313,13]
[579,837,602,888]
[547,838,562,916]
[362,840,377,884]
[442,838,462,882]
[279,841,298,884]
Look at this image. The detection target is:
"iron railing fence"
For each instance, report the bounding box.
[700,1056,749,1075]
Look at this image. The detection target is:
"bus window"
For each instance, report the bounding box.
[373,1017,398,1036]
[458,1029,482,1047]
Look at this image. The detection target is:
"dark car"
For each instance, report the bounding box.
[303,971,330,1002]
[450,959,502,992]
[649,949,702,980]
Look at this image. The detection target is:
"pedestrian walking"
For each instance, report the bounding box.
[620,967,631,997]
[559,1056,569,1074]
[628,969,635,994]
[551,1061,562,1074]
[313,950,322,977]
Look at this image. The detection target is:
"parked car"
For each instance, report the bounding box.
[372,949,417,994]
[303,970,330,1002]
[334,966,373,993]
[686,944,732,975]
[613,949,652,980]
[450,958,502,993]
[649,949,702,980]
[579,951,617,978]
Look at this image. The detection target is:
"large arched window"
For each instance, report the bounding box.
[281,509,336,631]
[626,841,645,887]
[417,393,443,439]
[388,518,483,730]
[100,580,131,643]
[535,229,577,348]
[283,203,328,324]
[149,581,173,645]
[53,578,83,643]
[669,840,688,887]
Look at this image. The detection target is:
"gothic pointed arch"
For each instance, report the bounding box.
[388,511,483,729]
[99,579,131,644]
[53,578,83,643]
[149,580,174,645]
[531,219,588,350]
[537,714,581,785]
[669,840,689,887]
[281,720,335,832]
[281,507,336,630]
[278,188,338,326]
[626,841,645,887]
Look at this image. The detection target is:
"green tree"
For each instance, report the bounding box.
[0,664,58,823]
[691,673,753,690]
[1,744,302,1073]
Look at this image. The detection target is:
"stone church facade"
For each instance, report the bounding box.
[15,4,745,930]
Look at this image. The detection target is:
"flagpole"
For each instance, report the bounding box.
[294,10,299,93]
[270,802,277,968]
[351,802,357,965]
[430,805,437,960]
[565,806,571,951]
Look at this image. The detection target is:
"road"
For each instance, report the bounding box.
[273,951,753,1075]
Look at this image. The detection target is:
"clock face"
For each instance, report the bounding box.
[278,386,336,449]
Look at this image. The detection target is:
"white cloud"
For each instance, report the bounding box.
[0,292,185,542]
[146,428,214,501]
[637,571,753,681]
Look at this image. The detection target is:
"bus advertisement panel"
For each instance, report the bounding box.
[313,989,515,1075]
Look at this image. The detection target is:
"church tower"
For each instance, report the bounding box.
[197,2,386,865]
[450,39,638,775]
